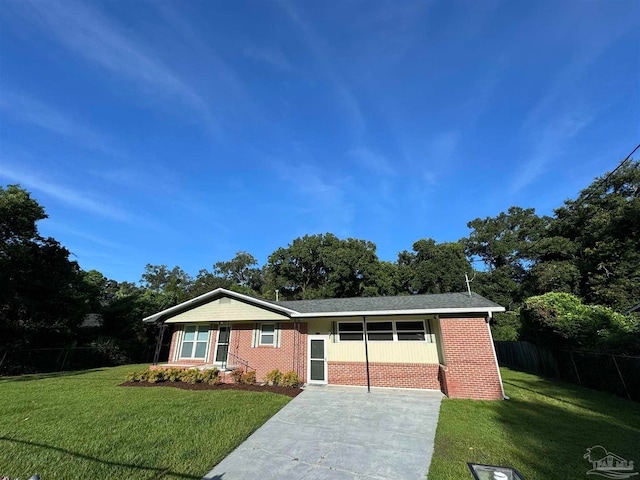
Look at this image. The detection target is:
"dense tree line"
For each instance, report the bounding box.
[1,160,638,360]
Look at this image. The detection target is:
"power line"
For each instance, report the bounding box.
[572,143,640,209]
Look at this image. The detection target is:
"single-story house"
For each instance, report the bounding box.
[143,288,506,400]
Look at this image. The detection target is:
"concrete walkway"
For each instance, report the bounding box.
[203,385,443,480]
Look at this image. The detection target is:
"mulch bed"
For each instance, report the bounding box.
[120,381,303,398]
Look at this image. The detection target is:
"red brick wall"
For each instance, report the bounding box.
[328,362,441,390]
[438,317,503,400]
[165,322,308,381]
[229,322,308,382]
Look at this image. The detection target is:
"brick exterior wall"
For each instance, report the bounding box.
[165,322,308,382]
[228,322,308,383]
[328,362,441,390]
[438,317,503,400]
[163,317,504,400]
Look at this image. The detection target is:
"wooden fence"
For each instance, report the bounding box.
[494,341,639,402]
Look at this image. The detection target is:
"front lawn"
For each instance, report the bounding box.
[430,367,640,480]
[0,364,291,479]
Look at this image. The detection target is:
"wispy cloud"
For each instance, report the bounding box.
[151,2,259,127]
[0,91,123,157]
[270,154,355,232]
[279,2,366,137]
[511,111,593,193]
[512,6,637,192]
[13,0,216,131]
[348,147,396,176]
[243,45,296,73]
[45,221,125,250]
[0,162,134,223]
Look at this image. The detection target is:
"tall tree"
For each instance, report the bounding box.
[140,264,192,305]
[552,160,640,311]
[462,206,547,306]
[213,251,263,293]
[0,185,92,348]
[398,239,471,294]
[265,233,382,300]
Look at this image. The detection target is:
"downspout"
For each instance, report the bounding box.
[363,316,371,393]
[486,312,507,400]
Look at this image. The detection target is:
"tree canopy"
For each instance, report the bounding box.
[2,160,638,358]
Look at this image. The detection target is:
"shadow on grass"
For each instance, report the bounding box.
[0,436,200,479]
[0,368,109,383]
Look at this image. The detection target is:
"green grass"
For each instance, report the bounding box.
[0,364,291,479]
[430,367,640,479]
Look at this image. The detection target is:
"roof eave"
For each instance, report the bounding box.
[290,306,505,318]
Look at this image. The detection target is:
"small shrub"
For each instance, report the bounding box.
[165,368,185,382]
[240,371,256,385]
[124,371,138,382]
[280,371,301,387]
[147,369,165,384]
[200,368,220,385]
[181,369,201,384]
[263,369,282,386]
[230,368,244,383]
[137,369,149,382]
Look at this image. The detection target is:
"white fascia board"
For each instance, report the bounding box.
[290,306,505,318]
[142,287,298,323]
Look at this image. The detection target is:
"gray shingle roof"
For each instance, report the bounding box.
[143,288,504,323]
[273,292,503,314]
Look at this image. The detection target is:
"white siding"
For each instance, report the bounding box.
[165,297,289,323]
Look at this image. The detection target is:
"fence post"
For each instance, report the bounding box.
[569,351,581,385]
[610,355,631,400]
[59,348,70,371]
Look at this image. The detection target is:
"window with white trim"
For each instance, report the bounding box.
[337,320,431,342]
[259,323,275,345]
[180,325,209,359]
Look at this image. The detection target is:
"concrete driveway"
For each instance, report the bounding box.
[203,385,443,480]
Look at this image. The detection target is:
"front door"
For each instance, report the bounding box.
[215,325,230,365]
[308,336,327,384]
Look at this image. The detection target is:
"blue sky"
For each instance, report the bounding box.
[1,0,638,283]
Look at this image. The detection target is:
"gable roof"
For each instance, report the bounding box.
[143,288,504,323]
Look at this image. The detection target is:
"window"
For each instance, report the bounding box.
[260,323,275,345]
[396,321,426,341]
[337,320,430,342]
[366,321,393,341]
[338,322,364,341]
[180,325,209,359]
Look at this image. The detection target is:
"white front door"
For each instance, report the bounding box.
[308,336,328,384]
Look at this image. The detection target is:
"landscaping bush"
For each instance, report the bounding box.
[180,369,201,384]
[165,367,185,382]
[124,369,150,382]
[230,368,244,383]
[200,368,220,385]
[280,371,301,387]
[263,369,282,386]
[147,369,165,383]
[240,371,256,385]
